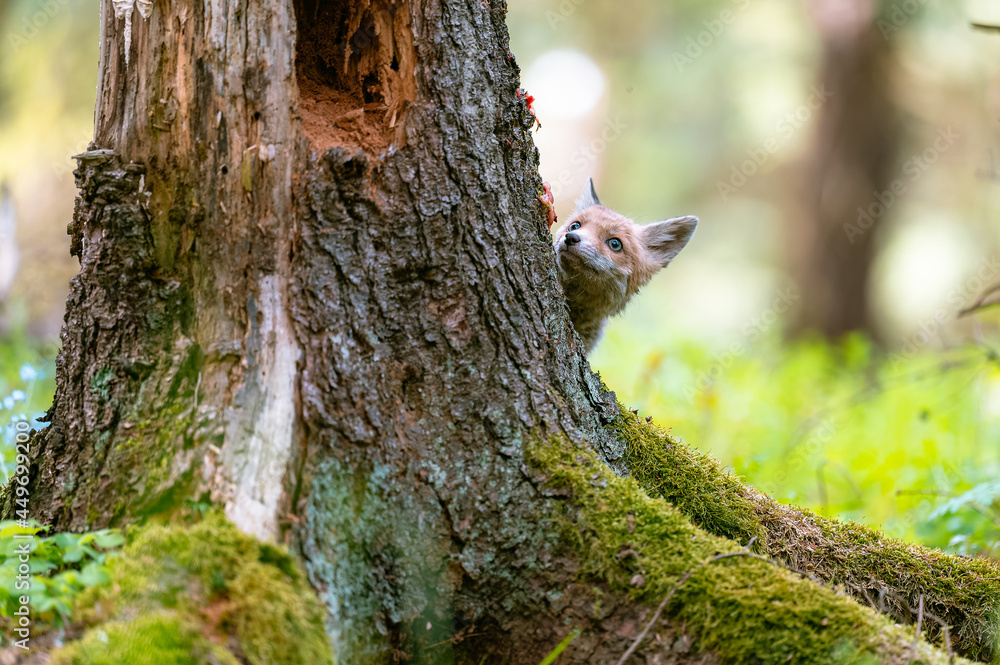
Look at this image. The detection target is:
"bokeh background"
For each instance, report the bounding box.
[4,0,1000,555]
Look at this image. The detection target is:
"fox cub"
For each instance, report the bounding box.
[552,179,698,354]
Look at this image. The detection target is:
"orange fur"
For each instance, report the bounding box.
[552,179,697,354]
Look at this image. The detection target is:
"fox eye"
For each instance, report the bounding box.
[607,238,623,252]
[569,222,581,231]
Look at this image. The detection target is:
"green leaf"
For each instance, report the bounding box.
[32,594,55,613]
[3,536,38,558]
[62,546,84,564]
[53,533,78,549]
[0,523,41,540]
[54,598,72,619]
[49,570,80,589]
[929,480,1000,521]
[28,559,57,574]
[93,531,125,549]
[77,562,110,588]
[80,545,105,563]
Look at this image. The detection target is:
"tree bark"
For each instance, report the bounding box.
[8,0,997,663]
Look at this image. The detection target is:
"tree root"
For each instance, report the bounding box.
[611,406,1000,661]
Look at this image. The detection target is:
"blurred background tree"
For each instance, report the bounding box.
[787,0,899,340]
[0,0,98,337]
[5,0,1000,555]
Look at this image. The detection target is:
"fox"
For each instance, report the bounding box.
[551,178,698,354]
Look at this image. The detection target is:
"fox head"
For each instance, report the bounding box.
[553,178,698,352]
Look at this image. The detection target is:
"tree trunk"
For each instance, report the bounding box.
[9,0,998,663]
[788,1,899,339]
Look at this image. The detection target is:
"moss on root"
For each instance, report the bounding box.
[52,513,334,665]
[527,437,972,665]
[758,499,1000,661]
[51,611,239,665]
[614,406,767,547]
[609,405,1000,661]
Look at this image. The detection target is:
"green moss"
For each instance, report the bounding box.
[78,342,209,528]
[229,562,335,665]
[99,400,196,523]
[51,611,238,665]
[526,437,968,665]
[609,403,1000,661]
[768,505,1000,660]
[112,511,262,599]
[612,404,766,547]
[64,513,334,665]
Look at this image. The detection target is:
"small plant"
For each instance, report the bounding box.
[0,331,118,630]
[1,361,50,482]
[0,520,125,625]
[919,479,1000,558]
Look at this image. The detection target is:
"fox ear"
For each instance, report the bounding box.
[642,216,698,267]
[573,178,603,215]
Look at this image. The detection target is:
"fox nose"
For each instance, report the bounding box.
[564,232,581,246]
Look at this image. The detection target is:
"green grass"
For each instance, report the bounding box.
[594,329,1000,556]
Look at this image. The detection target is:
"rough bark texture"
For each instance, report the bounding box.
[788,3,898,340]
[6,0,995,663]
[14,0,636,659]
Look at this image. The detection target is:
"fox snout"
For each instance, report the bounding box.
[557,231,613,276]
